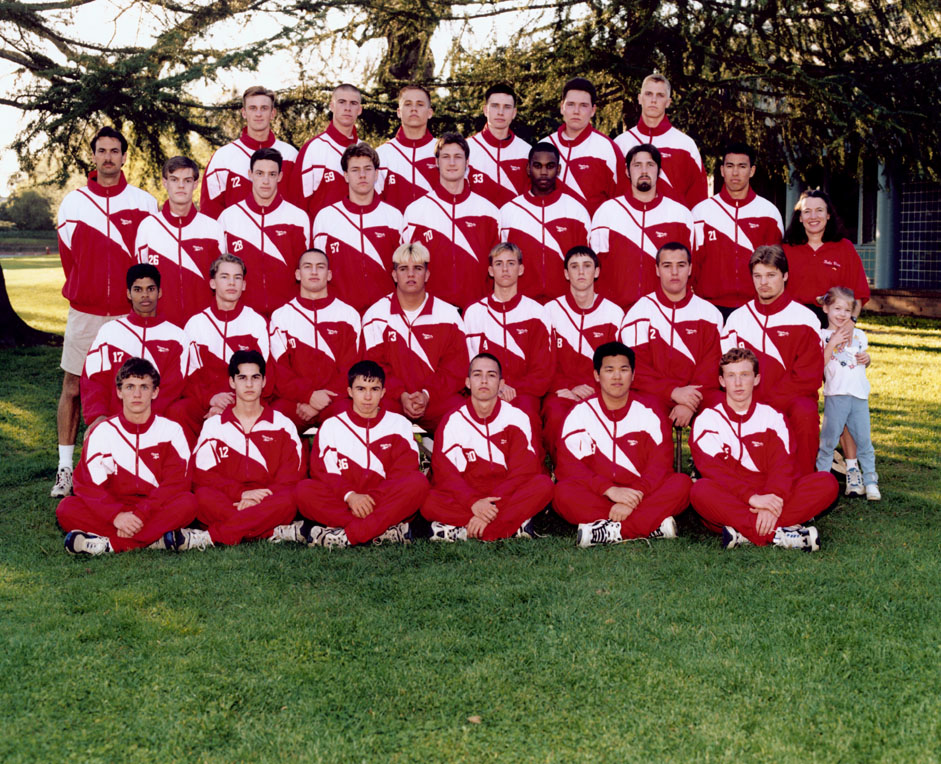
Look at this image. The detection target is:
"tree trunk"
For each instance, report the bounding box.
[0,261,62,347]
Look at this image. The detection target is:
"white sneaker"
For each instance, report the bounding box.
[865,484,882,501]
[50,466,73,498]
[269,520,309,544]
[321,527,351,549]
[179,528,213,551]
[576,519,622,547]
[373,522,412,545]
[64,531,112,556]
[845,466,865,496]
[831,451,847,475]
[721,526,752,549]
[648,516,677,540]
[514,518,537,539]
[429,521,467,542]
[772,525,820,552]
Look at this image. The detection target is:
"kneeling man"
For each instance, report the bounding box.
[421,353,555,541]
[554,341,691,546]
[689,348,838,550]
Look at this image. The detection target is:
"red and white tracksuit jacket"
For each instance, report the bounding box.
[192,406,302,545]
[689,400,838,544]
[57,172,159,316]
[285,123,359,219]
[56,412,196,552]
[422,400,554,539]
[783,238,871,307]
[402,181,500,310]
[219,195,310,317]
[466,127,532,208]
[619,287,723,413]
[554,395,692,538]
[589,193,694,310]
[199,128,298,219]
[361,294,468,429]
[721,295,824,474]
[296,408,430,544]
[692,187,784,308]
[499,188,591,303]
[376,128,438,212]
[311,197,404,314]
[542,126,628,215]
[614,117,708,209]
[81,313,188,425]
[135,203,225,326]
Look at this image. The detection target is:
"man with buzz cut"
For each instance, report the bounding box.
[554,342,692,547]
[200,85,298,219]
[57,357,209,556]
[615,73,708,210]
[269,248,361,428]
[542,77,627,215]
[420,353,554,542]
[192,350,302,546]
[590,143,694,311]
[135,156,226,327]
[376,85,438,212]
[311,142,404,314]
[287,83,363,220]
[283,360,430,548]
[690,348,838,551]
[466,83,532,208]
[499,142,591,303]
[53,126,159,499]
[402,132,500,310]
[692,141,784,318]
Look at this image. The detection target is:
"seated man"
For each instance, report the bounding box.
[689,348,838,550]
[421,352,554,541]
[619,242,723,426]
[81,263,188,429]
[362,242,468,431]
[192,350,302,546]
[57,357,207,555]
[554,342,691,546]
[287,360,429,547]
[269,248,361,428]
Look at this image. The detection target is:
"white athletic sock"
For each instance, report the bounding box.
[58,445,74,469]
[845,458,859,469]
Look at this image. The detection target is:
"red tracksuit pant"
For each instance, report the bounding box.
[777,396,820,476]
[541,394,579,462]
[295,473,430,545]
[195,486,297,546]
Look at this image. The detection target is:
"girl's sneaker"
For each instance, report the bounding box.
[845,465,865,496]
[865,484,882,501]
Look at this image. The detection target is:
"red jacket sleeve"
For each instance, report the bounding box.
[309,430,358,502]
[423,323,468,401]
[514,321,555,398]
[137,438,192,519]
[430,433,479,509]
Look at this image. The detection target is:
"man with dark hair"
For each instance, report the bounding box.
[554,341,691,546]
[192,349,302,546]
[376,85,438,212]
[615,73,708,209]
[619,242,723,426]
[466,84,532,208]
[287,83,363,219]
[721,245,823,474]
[541,77,627,214]
[402,132,500,309]
[590,143,694,310]
[311,142,404,313]
[692,142,784,317]
[285,360,429,547]
[53,126,159,498]
[135,156,225,326]
[200,85,298,219]
[689,348,837,550]
[420,353,554,541]
[219,147,310,316]
[499,142,591,303]
[57,357,207,555]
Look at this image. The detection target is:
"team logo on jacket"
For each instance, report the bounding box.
[577,163,590,171]
[626,439,638,446]
[154,344,170,353]
[776,330,789,337]
[514,327,528,335]
[747,223,759,229]
[684,328,697,336]
[193,245,203,252]
[465,221,477,228]
[261,435,274,443]
[380,443,392,450]
[654,231,667,239]
[555,225,568,233]
[326,329,338,335]
[421,333,433,340]
[750,440,763,448]
[374,232,385,238]
[591,331,605,339]
[120,218,132,226]
[274,230,286,237]
[238,344,250,350]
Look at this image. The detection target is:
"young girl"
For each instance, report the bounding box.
[815,286,880,500]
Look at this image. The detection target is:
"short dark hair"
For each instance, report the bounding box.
[720,142,756,166]
[469,352,502,378]
[115,357,159,389]
[228,349,265,378]
[484,83,516,104]
[243,86,276,106]
[562,77,597,105]
[783,189,846,246]
[564,245,599,269]
[398,85,432,104]
[332,83,361,99]
[435,132,469,160]
[91,126,128,155]
[626,143,662,171]
[298,248,329,269]
[250,147,283,172]
[162,156,199,180]
[341,142,379,171]
[719,347,759,375]
[529,142,560,162]
[210,253,246,279]
[488,242,522,265]
[656,242,691,265]
[749,244,789,276]
[593,341,635,372]
[348,360,385,387]
[126,263,161,290]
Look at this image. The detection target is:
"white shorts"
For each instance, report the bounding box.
[60,308,121,376]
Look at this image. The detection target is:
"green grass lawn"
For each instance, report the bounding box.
[2,255,69,335]
[1,273,939,761]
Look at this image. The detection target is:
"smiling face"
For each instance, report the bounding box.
[823,296,854,329]
[466,356,501,404]
[93,137,126,182]
[799,196,831,239]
